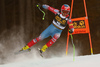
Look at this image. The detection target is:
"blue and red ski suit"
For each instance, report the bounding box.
[27,5,74,51]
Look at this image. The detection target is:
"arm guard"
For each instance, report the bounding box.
[67,19,74,33]
[42,4,59,14]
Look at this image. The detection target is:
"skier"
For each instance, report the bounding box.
[20,4,74,54]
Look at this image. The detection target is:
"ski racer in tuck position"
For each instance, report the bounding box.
[20,4,74,54]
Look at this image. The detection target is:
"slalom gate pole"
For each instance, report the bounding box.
[36,4,45,20]
[69,30,75,61]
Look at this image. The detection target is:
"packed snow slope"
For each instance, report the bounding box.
[0,54,100,67]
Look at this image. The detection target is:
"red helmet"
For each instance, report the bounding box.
[61,4,70,15]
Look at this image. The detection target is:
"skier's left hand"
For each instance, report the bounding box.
[69,28,74,34]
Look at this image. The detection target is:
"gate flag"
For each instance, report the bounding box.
[66,0,93,55]
[72,17,89,34]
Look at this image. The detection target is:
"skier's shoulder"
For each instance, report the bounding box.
[66,15,69,18]
[55,12,60,15]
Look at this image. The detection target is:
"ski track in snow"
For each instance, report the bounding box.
[0,54,100,67]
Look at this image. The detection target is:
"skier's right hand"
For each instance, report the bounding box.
[42,4,49,9]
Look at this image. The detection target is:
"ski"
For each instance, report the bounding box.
[14,48,31,55]
[38,48,43,57]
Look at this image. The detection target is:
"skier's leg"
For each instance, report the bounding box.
[27,35,42,47]
[21,24,53,51]
[40,33,60,52]
[21,35,42,51]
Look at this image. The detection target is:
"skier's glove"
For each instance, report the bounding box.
[42,4,49,9]
[69,28,74,34]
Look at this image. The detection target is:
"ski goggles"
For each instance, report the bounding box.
[62,10,69,14]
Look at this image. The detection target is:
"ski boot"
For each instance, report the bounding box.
[38,44,48,57]
[15,45,31,55]
[20,45,31,52]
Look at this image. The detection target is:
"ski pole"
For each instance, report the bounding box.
[69,30,75,61]
[36,4,45,20]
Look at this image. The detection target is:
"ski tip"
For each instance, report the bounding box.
[38,48,40,50]
[38,48,43,58]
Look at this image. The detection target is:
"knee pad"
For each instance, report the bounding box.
[53,33,60,39]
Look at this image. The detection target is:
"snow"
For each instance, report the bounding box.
[0,54,100,67]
